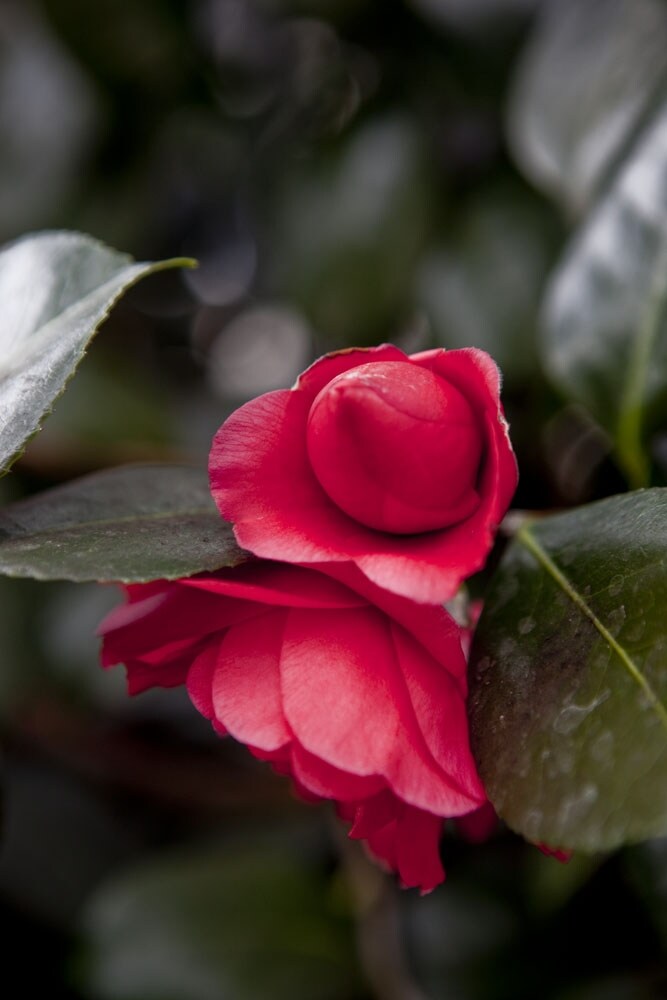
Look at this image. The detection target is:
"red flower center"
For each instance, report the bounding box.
[306,361,483,534]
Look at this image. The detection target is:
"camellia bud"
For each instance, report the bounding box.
[306,362,483,534]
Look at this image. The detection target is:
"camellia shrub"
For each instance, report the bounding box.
[0,229,665,908]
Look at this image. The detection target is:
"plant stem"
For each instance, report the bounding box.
[616,240,667,489]
[333,823,429,1000]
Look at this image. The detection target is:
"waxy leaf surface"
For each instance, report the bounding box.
[469,490,667,851]
[0,464,246,583]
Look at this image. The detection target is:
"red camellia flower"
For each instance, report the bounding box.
[98,560,487,892]
[210,345,517,604]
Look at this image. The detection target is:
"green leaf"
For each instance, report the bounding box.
[0,464,246,583]
[469,489,667,852]
[0,231,193,476]
[541,102,667,488]
[76,840,362,1000]
[508,0,667,214]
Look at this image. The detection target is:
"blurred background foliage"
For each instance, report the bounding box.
[1,0,666,996]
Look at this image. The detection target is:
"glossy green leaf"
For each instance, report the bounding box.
[0,231,193,476]
[508,0,667,214]
[77,841,362,1000]
[0,464,246,583]
[469,489,667,852]
[542,102,667,488]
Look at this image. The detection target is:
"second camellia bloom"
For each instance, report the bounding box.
[210,344,518,603]
[98,560,487,892]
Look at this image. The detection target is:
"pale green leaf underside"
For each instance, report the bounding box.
[469,489,667,852]
[0,464,246,582]
[0,230,193,476]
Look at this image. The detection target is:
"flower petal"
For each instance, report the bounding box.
[187,640,219,722]
[352,798,446,892]
[211,611,292,751]
[123,649,197,695]
[280,607,477,815]
[291,744,385,801]
[356,400,515,603]
[456,802,498,843]
[394,806,445,893]
[348,789,398,838]
[389,622,486,805]
[319,563,469,681]
[415,347,518,525]
[210,390,371,564]
[98,585,260,662]
[182,561,365,609]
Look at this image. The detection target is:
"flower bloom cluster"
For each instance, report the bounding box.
[99,345,518,891]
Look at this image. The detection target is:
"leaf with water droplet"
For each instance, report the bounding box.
[469,488,667,852]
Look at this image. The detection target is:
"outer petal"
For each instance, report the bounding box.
[123,649,199,695]
[318,562,469,682]
[99,589,213,693]
[279,607,480,815]
[415,347,518,527]
[210,610,292,752]
[389,622,485,805]
[98,585,261,662]
[455,802,498,843]
[290,744,385,801]
[349,795,446,892]
[181,561,365,610]
[394,806,445,893]
[357,351,518,602]
[210,389,371,564]
[348,789,398,838]
[186,640,219,722]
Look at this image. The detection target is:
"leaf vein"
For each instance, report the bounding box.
[517,524,667,734]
